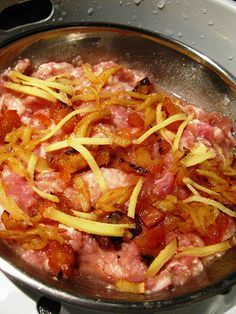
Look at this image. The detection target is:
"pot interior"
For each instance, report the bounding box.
[0,26,236,312]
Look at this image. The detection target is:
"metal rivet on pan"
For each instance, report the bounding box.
[37,296,61,314]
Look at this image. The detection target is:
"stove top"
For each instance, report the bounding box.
[1,271,236,314]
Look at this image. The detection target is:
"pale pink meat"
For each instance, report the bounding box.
[33,62,75,79]
[181,105,235,150]
[167,232,205,248]
[81,167,136,202]
[64,187,84,210]
[14,58,32,74]
[79,233,205,293]
[146,234,205,292]
[166,256,204,286]
[1,166,38,216]
[110,105,141,136]
[153,172,175,198]
[110,105,130,129]
[94,61,144,91]
[93,61,116,74]
[59,226,83,252]
[0,93,25,115]
[20,248,49,272]
[221,216,236,241]
[35,172,67,194]
[143,153,175,199]
[23,96,51,113]
[146,270,172,293]
[79,235,147,283]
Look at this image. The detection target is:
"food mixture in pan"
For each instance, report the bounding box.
[0,57,236,294]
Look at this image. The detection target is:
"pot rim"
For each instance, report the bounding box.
[0,22,236,312]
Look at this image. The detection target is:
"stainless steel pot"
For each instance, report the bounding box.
[0,1,236,313]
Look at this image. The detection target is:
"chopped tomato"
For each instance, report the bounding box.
[138,205,164,228]
[46,241,75,277]
[117,128,133,140]
[57,193,74,215]
[143,133,171,155]
[0,110,21,143]
[49,102,79,134]
[128,112,144,129]
[134,225,165,256]
[175,167,189,186]
[47,150,89,182]
[1,211,28,230]
[95,148,111,167]
[33,113,51,129]
[149,161,164,177]
[157,137,171,154]
[163,97,182,116]
[202,214,230,245]
[162,97,183,132]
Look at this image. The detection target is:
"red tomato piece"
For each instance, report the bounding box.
[163,97,183,132]
[0,110,21,143]
[46,241,75,277]
[33,113,51,128]
[134,225,165,256]
[138,205,164,228]
[202,214,230,245]
[49,102,79,134]
[128,112,144,129]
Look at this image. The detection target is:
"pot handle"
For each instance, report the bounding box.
[0,0,55,46]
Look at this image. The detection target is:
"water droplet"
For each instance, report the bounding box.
[54,4,60,11]
[134,0,142,5]
[132,15,137,21]
[58,16,64,21]
[228,56,234,61]
[177,32,183,38]
[165,29,174,36]
[208,20,214,26]
[176,0,180,4]
[200,35,205,39]
[119,0,123,5]
[203,8,207,14]
[153,10,158,14]
[191,41,195,46]
[93,0,98,3]
[126,2,132,6]
[61,11,67,17]
[182,13,188,20]
[87,7,94,15]
[157,0,167,10]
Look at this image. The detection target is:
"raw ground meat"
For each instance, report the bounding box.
[81,168,137,202]
[79,235,147,283]
[1,166,38,216]
[0,58,235,295]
